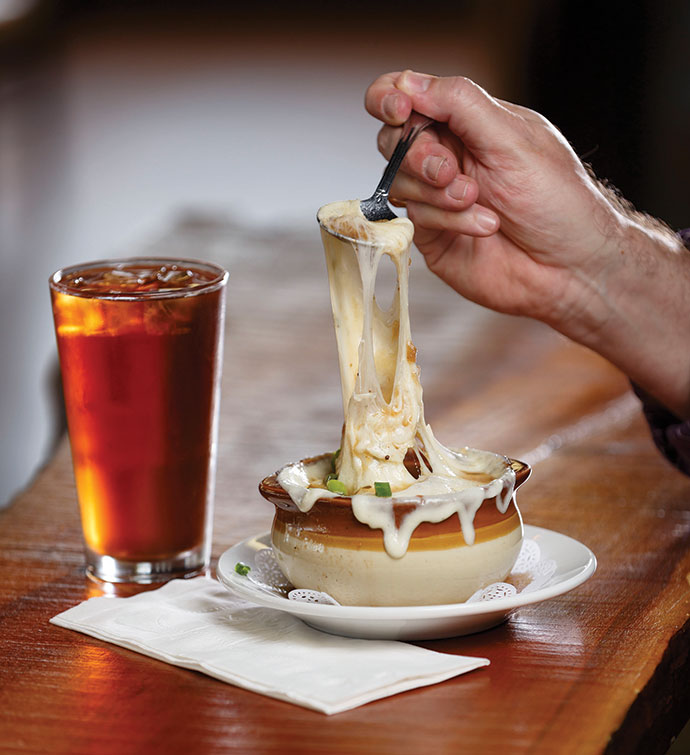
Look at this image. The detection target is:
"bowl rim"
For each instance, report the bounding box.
[259,452,531,511]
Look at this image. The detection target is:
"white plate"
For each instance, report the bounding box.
[216,525,596,641]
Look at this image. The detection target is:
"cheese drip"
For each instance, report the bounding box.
[277,199,516,558]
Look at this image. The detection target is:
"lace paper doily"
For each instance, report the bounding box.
[244,537,557,607]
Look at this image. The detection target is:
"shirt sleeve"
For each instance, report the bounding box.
[632,384,690,476]
[632,229,690,476]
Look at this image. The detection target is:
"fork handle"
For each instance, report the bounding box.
[371,112,434,201]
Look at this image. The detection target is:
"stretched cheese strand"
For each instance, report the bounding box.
[277,200,515,558]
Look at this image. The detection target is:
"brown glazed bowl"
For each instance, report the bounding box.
[259,454,531,607]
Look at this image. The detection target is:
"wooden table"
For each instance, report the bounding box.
[2,220,689,754]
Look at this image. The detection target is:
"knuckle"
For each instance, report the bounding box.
[447,75,476,104]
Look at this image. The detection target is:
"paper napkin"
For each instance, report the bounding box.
[51,576,488,714]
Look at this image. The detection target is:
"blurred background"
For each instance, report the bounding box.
[1,0,689,507]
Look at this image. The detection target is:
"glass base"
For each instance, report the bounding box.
[85,545,208,584]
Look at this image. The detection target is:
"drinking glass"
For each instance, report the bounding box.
[49,257,228,583]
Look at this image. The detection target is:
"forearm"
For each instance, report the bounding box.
[553,215,690,418]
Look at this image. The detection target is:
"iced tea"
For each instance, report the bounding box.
[50,258,228,583]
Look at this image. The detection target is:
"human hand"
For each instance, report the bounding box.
[365,70,629,335]
[366,70,690,417]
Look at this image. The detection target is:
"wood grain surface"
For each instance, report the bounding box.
[1,220,689,754]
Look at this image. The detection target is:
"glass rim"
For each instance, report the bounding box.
[49,256,228,301]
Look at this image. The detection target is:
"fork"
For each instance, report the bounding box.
[360,112,434,221]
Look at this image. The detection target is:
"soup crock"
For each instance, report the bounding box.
[259,454,531,606]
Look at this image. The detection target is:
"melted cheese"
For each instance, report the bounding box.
[277,199,515,558]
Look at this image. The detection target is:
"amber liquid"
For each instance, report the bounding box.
[51,263,225,564]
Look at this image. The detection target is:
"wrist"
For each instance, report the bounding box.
[555,217,690,417]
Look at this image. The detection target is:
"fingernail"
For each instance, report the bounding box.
[423,155,446,182]
[447,178,469,201]
[382,93,401,121]
[399,71,433,93]
[476,208,498,232]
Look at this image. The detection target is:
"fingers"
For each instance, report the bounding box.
[377,127,458,187]
[407,200,500,238]
[367,70,525,194]
[365,71,411,125]
[393,70,522,158]
[366,70,520,234]
[389,170,479,212]
[368,70,534,162]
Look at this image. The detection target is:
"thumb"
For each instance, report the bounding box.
[395,71,519,158]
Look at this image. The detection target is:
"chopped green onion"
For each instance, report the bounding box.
[374,481,392,497]
[325,472,337,483]
[326,478,348,495]
[331,448,341,472]
[234,562,251,576]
